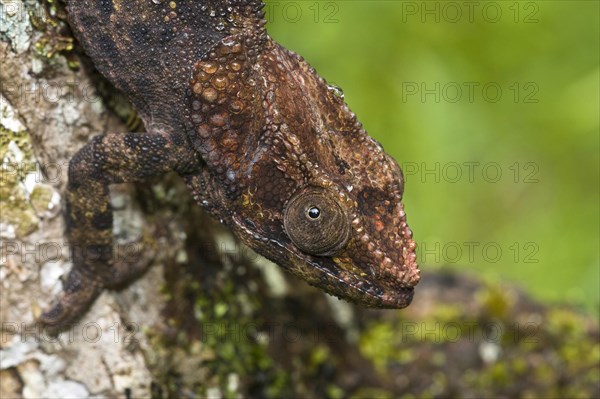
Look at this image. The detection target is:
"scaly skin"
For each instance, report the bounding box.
[40,0,419,327]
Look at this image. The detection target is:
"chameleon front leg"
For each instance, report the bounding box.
[40,131,201,327]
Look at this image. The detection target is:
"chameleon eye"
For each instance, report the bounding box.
[284,187,351,256]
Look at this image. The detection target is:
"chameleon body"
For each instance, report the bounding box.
[41,0,420,326]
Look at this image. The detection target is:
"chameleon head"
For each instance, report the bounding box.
[231,141,419,308]
[219,39,420,308]
[280,174,419,308]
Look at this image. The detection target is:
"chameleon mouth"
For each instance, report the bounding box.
[232,215,415,308]
[323,258,416,308]
[275,238,416,308]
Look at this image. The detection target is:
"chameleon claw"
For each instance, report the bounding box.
[39,269,103,329]
[40,289,101,330]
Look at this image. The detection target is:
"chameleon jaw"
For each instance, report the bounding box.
[239,222,417,309]
[230,192,419,308]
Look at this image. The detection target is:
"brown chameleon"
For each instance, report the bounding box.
[41,0,419,327]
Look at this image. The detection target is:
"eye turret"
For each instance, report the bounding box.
[284,187,351,256]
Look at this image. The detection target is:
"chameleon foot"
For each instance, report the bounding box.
[39,268,103,329]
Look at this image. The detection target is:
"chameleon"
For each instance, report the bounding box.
[40,0,420,327]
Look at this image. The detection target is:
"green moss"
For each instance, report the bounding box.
[547,308,585,339]
[0,125,40,237]
[29,184,54,212]
[428,303,463,323]
[476,282,515,319]
[148,255,292,398]
[326,384,345,399]
[511,357,527,375]
[29,1,78,67]
[358,321,395,372]
[309,345,330,370]
[356,277,599,398]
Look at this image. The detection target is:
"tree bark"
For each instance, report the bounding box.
[1,0,180,396]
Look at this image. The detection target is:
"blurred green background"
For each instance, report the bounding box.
[265,0,599,312]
